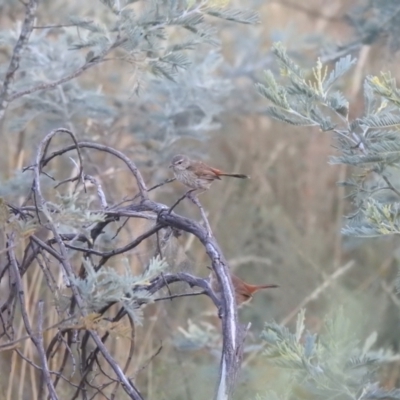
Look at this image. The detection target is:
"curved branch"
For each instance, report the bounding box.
[30,138,148,199]
[142,199,246,398]
[32,133,145,400]
[17,133,246,398]
[65,223,165,269]
[144,272,220,308]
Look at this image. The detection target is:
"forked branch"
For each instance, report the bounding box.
[3,129,245,399]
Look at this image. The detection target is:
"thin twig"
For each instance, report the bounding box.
[0,0,38,121]
[7,37,128,103]
[110,313,136,399]
[154,291,206,302]
[0,316,75,350]
[32,22,94,30]
[30,138,148,199]
[187,192,213,237]
[382,174,400,198]
[64,223,165,269]
[36,301,59,400]
[83,174,108,208]
[167,189,195,214]
[131,177,176,202]
[8,235,59,400]
[279,260,354,326]
[133,344,163,377]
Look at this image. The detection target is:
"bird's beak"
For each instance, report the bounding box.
[168,164,173,168]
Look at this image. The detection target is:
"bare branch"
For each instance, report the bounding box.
[36,301,59,400]
[31,134,145,400]
[8,235,59,400]
[148,201,246,398]
[7,36,128,104]
[144,272,220,308]
[64,223,164,269]
[84,174,108,209]
[9,132,249,398]
[31,128,84,194]
[28,137,148,199]
[0,0,38,121]
[154,291,206,301]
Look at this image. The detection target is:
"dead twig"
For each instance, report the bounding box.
[0,0,38,121]
[279,260,355,325]
[8,235,59,400]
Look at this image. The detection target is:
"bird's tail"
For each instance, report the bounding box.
[248,284,279,294]
[220,173,249,179]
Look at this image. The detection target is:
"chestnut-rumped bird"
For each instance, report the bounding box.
[209,268,279,308]
[169,154,249,193]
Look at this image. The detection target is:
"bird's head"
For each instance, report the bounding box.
[169,154,190,172]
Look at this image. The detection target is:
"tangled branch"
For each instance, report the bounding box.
[1,128,245,399]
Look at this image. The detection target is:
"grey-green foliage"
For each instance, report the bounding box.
[0,170,43,198]
[43,190,107,233]
[4,29,114,136]
[257,43,400,238]
[172,319,221,352]
[256,44,356,130]
[257,309,400,400]
[1,0,260,164]
[127,22,276,167]
[319,0,400,63]
[126,50,234,166]
[70,256,168,323]
[347,0,400,52]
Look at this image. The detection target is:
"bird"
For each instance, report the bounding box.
[169,154,249,192]
[208,268,279,308]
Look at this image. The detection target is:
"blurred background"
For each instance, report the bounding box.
[1,0,400,398]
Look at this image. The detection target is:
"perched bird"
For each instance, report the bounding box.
[169,154,249,192]
[209,268,278,308]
